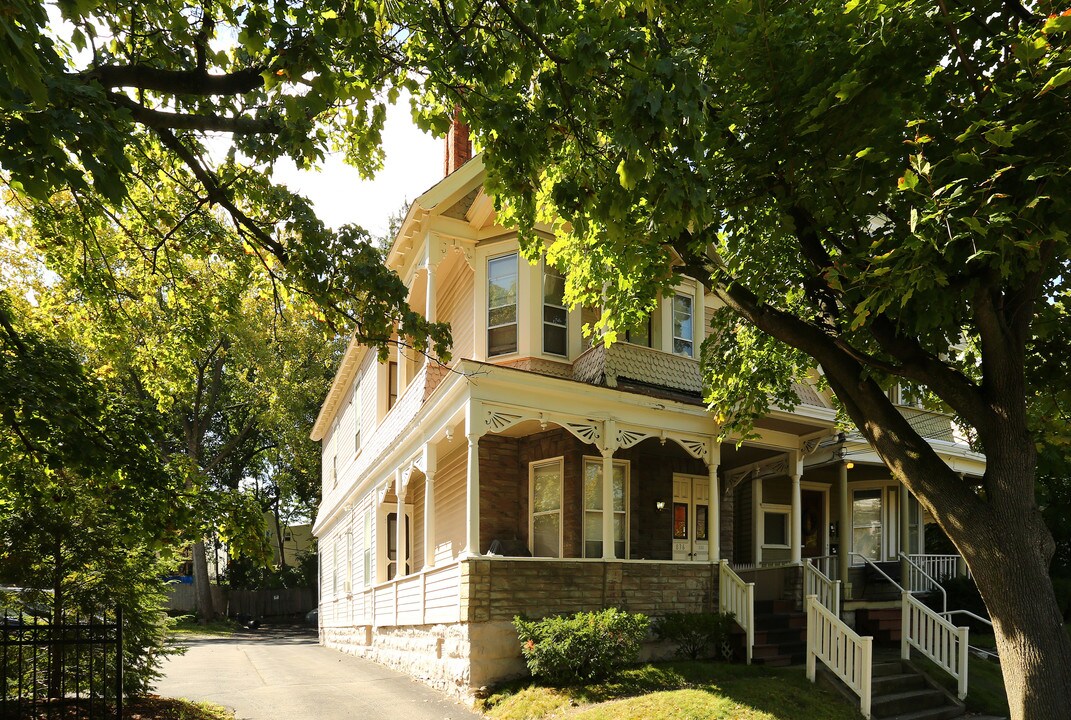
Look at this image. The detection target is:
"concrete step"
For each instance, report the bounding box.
[872,660,908,678]
[872,672,929,695]
[753,627,806,645]
[871,688,948,718]
[877,706,965,720]
[755,599,797,615]
[754,612,806,631]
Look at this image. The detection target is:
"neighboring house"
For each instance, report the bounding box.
[263,512,314,568]
[310,124,985,700]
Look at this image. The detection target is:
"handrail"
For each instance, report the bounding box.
[805,555,839,581]
[806,594,874,718]
[850,552,904,589]
[719,560,755,664]
[941,609,997,661]
[899,552,947,614]
[803,561,841,616]
[902,592,969,700]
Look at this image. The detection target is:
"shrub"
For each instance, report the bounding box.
[654,612,737,660]
[513,608,649,685]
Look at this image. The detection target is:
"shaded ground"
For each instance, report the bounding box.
[156,625,480,720]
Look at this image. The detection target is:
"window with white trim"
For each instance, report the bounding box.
[353,378,361,453]
[530,458,563,557]
[542,261,567,356]
[583,458,629,558]
[362,507,372,587]
[488,253,518,356]
[762,508,790,547]
[672,293,694,357]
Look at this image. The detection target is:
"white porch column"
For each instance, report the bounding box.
[424,260,437,368]
[899,482,910,586]
[601,419,617,560]
[753,475,763,564]
[464,401,484,556]
[707,442,721,561]
[424,442,437,569]
[838,461,850,593]
[790,473,802,564]
[395,468,407,577]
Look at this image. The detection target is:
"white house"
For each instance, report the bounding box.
[310,125,986,704]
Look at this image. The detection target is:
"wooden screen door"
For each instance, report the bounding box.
[671,474,710,561]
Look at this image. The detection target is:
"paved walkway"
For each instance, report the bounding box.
[156,627,482,720]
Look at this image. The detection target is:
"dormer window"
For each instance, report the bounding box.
[488,253,518,356]
[542,261,567,356]
[672,294,694,357]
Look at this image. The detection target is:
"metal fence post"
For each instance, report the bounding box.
[115,605,124,720]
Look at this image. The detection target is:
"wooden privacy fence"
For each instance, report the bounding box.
[225,589,316,618]
[166,585,314,618]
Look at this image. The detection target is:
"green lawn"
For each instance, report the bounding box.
[482,662,863,720]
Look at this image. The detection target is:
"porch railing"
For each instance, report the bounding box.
[364,561,462,627]
[900,552,947,613]
[806,594,874,719]
[803,560,841,616]
[902,592,969,699]
[805,554,838,581]
[907,554,962,585]
[719,560,755,664]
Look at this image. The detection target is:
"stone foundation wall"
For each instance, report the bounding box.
[321,558,721,702]
[321,620,525,701]
[464,558,719,621]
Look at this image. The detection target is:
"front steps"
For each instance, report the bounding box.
[751,599,806,667]
[855,606,902,643]
[868,658,965,720]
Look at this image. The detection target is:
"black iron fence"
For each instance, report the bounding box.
[1,602,123,720]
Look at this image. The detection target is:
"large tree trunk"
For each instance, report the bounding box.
[191,540,215,622]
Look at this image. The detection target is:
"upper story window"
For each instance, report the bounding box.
[542,261,567,356]
[353,379,361,453]
[672,293,694,357]
[625,316,652,347]
[387,360,398,410]
[488,253,518,356]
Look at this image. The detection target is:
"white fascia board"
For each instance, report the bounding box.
[310,338,368,441]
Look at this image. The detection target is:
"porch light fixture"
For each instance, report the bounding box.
[846,461,855,469]
[655,501,666,512]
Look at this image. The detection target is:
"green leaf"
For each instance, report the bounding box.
[897,170,919,191]
[1037,66,1071,97]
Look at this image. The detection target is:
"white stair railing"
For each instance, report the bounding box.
[908,553,963,583]
[900,552,947,613]
[806,594,874,719]
[719,559,755,664]
[804,560,841,616]
[902,592,969,699]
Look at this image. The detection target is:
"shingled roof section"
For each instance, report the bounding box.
[574,343,831,409]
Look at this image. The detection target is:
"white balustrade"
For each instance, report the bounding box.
[806,594,874,719]
[804,561,841,616]
[901,592,969,699]
[361,561,462,627]
[719,559,755,664]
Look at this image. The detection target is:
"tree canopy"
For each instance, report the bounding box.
[398,1,1071,717]
[1,0,449,356]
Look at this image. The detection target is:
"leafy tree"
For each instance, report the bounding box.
[5,181,344,619]
[1,0,449,358]
[400,1,1071,717]
[0,292,193,695]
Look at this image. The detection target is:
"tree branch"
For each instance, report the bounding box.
[109,94,279,134]
[77,64,266,96]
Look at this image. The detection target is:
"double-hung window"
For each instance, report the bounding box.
[353,379,361,453]
[583,458,629,558]
[530,459,563,557]
[362,508,372,587]
[672,293,694,357]
[542,261,568,356]
[488,253,518,356]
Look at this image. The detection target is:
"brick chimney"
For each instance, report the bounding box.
[443,109,472,176]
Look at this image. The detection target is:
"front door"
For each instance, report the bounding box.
[801,489,826,559]
[671,474,710,561]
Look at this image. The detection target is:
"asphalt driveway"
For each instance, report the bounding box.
[156,627,482,720]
